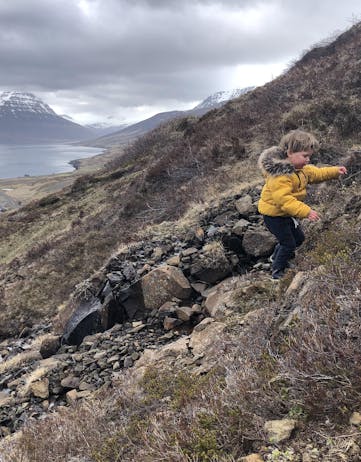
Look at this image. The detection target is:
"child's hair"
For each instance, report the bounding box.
[279,130,319,155]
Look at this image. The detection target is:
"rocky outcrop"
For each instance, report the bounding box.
[58,186,276,345]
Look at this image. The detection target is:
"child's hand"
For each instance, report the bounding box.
[307,209,320,221]
[338,166,347,175]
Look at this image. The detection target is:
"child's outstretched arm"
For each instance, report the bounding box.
[305,165,347,183]
[306,166,347,221]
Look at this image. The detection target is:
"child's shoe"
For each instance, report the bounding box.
[269,244,280,263]
[272,269,285,280]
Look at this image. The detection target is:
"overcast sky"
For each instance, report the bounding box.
[1,0,361,126]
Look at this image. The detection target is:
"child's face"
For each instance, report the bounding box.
[287,150,313,169]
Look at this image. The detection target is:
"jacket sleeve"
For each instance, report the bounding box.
[268,176,311,218]
[304,165,340,183]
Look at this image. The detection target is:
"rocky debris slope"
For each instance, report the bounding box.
[1,173,359,443]
[0,270,275,439]
[59,185,276,344]
[0,184,278,437]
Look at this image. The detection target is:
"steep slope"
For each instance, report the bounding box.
[0,159,360,460]
[0,91,94,144]
[1,23,361,337]
[1,21,361,462]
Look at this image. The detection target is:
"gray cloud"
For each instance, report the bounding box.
[0,0,360,123]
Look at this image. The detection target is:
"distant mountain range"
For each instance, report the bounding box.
[0,91,94,144]
[0,87,255,146]
[87,86,255,148]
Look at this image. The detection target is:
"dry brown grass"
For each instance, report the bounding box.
[2,22,361,461]
[1,21,361,340]
[2,193,360,460]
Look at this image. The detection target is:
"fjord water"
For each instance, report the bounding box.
[0,144,104,179]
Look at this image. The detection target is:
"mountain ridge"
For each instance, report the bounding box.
[86,87,255,148]
[0,91,57,118]
[0,91,94,144]
[194,86,255,109]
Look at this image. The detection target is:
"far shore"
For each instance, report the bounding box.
[0,146,123,211]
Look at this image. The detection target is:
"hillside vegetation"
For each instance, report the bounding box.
[0,20,361,462]
[1,23,361,337]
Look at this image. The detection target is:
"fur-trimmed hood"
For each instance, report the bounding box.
[258,146,295,176]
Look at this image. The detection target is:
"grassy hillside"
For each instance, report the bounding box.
[1,22,361,337]
[2,194,361,460]
[1,22,361,462]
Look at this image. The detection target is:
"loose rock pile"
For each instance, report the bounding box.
[0,186,278,437]
[0,316,184,436]
[62,187,276,345]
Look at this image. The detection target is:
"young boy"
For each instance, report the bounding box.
[258,130,347,279]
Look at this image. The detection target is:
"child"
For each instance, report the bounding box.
[257,130,347,279]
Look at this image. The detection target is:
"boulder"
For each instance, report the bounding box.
[175,306,193,322]
[30,379,49,399]
[190,242,232,284]
[264,418,297,443]
[235,194,256,216]
[242,228,277,257]
[66,389,79,404]
[232,218,250,236]
[61,376,81,390]
[62,288,138,345]
[189,318,226,356]
[62,297,106,346]
[39,335,61,359]
[203,276,244,318]
[163,316,182,330]
[141,265,192,310]
[204,290,226,318]
[166,255,180,266]
[132,336,190,381]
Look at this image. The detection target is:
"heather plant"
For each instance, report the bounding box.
[4,255,361,460]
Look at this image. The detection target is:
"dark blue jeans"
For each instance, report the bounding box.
[263,215,305,272]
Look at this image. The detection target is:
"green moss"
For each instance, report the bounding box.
[92,416,150,462]
[183,427,221,461]
[308,227,356,267]
[288,404,308,420]
[140,368,216,410]
[231,280,278,314]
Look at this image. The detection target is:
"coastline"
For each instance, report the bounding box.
[0,145,123,212]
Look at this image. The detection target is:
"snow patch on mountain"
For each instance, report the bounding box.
[0,91,56,117]
[0,91,93,144]
[194,86,255,110]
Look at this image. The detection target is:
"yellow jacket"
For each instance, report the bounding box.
[257,147,340,218]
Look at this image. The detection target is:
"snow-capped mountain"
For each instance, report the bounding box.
[194,87,255,110]
[0,91,57,118]
[0,91,94,144]
[89,86,257,148]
